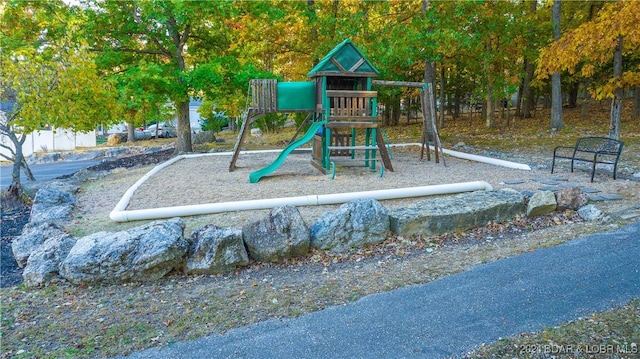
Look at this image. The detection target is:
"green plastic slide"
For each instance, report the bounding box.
[249,120,327,183]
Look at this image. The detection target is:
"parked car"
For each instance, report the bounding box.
[147,122,177,138]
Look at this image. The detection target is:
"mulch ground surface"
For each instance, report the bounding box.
[0,149,175,288]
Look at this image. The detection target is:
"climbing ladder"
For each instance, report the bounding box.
[315,90,394,174]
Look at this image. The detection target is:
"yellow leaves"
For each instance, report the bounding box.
[588,70,640,100]
[537,0,640,90]
[581,64,595,78]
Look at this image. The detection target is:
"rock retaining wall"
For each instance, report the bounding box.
[389,189,525,237]
[13,182,598,287]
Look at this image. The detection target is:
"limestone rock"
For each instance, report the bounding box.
[192,131,217,145]
[22,233,76,288]
[12,222,69,268]
[242,206,309,263]
[526,191,557,217]
[555,187,588,211]
[59,218,188,285]
[310,198,390,253]
[389,189,525,237]
[250,128,263,137]
[185,225,248,275]
[578,204,603,221]
[30,183,77,224]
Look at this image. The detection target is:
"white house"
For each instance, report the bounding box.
[0,101,97,158]
[0,99,203,159]
[100,99,203,135]
[189,99,203,133]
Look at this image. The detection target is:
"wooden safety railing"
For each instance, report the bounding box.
[250,79,277,113]
[326,90,377,126]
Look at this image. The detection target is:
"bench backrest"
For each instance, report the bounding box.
[575,137,624,154]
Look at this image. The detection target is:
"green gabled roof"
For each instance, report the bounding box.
[307,39,379,78]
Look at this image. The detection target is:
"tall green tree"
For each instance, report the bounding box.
[1,0,119,191]
[83,0,240,153]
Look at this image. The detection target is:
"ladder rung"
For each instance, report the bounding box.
[326,122,378,128]
[328,146,380,150]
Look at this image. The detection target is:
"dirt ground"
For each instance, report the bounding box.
[4,145,639,289]
[109,146,640,235]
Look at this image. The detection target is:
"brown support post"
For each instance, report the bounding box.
[376,130,394,172]
[229,109,265,171]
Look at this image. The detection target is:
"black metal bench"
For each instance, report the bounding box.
[551,136,624,182]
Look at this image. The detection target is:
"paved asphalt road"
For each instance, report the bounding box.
[0,159,102,189]
[121,221,640,359]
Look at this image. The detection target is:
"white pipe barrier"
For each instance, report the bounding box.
[110,145,529,222]
[110,180,493,222]
[395,143,532,171]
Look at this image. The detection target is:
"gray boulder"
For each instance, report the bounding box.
[242,206,309,263]
[185,225,248,275]
[59,218,188,285]
[250,128,263,137]
[192,131,217,145]
[555,187,588,211]
[29,183,77,224]
[12,222,69,267]
[526,190,557,217]
[578,204,603,221]
[22,233,76,288]
[389,189,525,237]
[310,198,390,253]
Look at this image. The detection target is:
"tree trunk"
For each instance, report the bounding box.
[609,35,623,140]
[453,91,461,120]
[175,100,192,153]
[11,147,22,186]
[166,12,193,154]
[522,65,537,117]
[422,0,437,129]
[520,0,537,119]
[439,65,445,129]
[516,78,524,118]
[568,81,579,108]
[391,100,400,126]
[4,137,34,193]
[485,92,495,128]
[423,62,436,126]
[505,98,511,127]
[1,123,34,188]
[550,0,563,130]
[484,34,495,128]
[127,122,136,142]
[21,157,35,181]
[632,87,640,119]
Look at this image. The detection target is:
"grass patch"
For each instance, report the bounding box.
[467,298,640,358]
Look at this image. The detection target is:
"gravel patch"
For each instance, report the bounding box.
[117,147,639,233]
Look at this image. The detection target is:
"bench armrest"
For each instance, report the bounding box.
[553,145,575,156]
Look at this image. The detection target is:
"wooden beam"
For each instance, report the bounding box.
[330,57,347,72]
[348,58,366,72]
[372,80,426,88]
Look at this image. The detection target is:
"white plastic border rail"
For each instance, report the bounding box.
[110,145,530,222]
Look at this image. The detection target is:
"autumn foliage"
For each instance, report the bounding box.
[537,1,640,100]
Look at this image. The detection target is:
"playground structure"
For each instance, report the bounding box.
[229,39,444,183]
